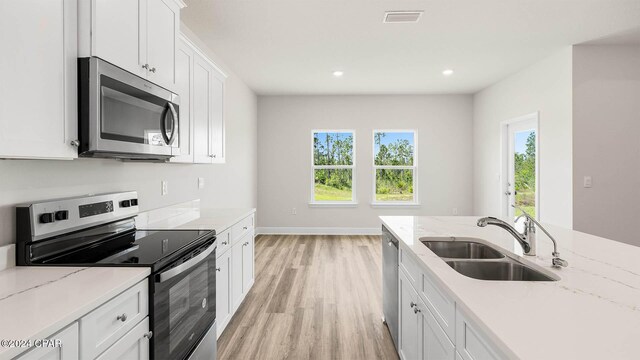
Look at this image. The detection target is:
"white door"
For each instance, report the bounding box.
[0,0,78,159]
[146,0,179,91]
[16,323,78,360]
[192,54,213,164]
[216,250,231,338]
[95,317,150,360]
[420,298,455,360]
[503,114,538,220]
[241,233,255,293]
[398,270,420,360]
[230,241,244,311]
[93,0,146,78]
[171,39,194,163]
[209,73,225,162]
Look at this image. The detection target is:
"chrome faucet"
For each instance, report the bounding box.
[477,217,531,253]
[477,205,568,268]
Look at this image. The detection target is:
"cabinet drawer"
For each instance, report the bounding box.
[456,310,501,360]
[230,214,254,244]
[95,317,150,360]
[421,271,456,342]
[216,229,231,255]
[80,280,149,359]
[399,247,421,290]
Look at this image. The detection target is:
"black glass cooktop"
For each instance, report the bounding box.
[30,224,214,272]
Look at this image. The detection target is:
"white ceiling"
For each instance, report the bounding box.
[182,0,640,95]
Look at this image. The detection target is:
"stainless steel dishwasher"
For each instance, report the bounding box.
[382,225,399,349]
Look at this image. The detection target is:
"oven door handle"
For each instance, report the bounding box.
[160,102,178,146]
[157,241,215,283]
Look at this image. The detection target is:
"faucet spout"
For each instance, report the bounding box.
[476,217,531,253]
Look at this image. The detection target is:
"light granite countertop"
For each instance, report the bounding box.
[380,216,640,360]
[0,266,149,359]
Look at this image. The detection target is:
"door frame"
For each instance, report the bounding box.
[499,112,540,220]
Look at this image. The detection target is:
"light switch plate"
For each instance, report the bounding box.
[161,180,168,195]
[198,177,205,189]
[583,176,592,188]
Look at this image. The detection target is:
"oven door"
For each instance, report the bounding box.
[152,239,216,360]
[80,57,180,159]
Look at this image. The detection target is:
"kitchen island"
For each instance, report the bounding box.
[381,216,640,360]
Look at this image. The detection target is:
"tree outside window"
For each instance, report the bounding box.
[312,131,355,202]
[374,131,417,203]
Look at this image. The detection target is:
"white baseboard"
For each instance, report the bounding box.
[256,227,381,235]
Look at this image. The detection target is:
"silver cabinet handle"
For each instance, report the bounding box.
[221,241,228,245]
[150,67,156,73]
[70,140,80,147]
[410,302,416,308]
[216,267,221,272]
[143,331,153,339]
[414,307,421,314]
[142,64,149,70]
[504,191,512,195]
[116,313,127,322]
[209,154,217,158]
[387,241,392,247]
[243,226,248,230]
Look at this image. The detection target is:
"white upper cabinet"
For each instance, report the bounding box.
[80,0,184,91]
[0,0,78,159]
[172,36,227,164]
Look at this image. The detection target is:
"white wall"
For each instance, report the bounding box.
[573,45,640,246]
[472,48,573,228]
[0,26,258,247]
[257,95,474,232]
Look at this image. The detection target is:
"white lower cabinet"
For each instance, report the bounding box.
[215,213,256,338]
[95,317,150,360]
[397,239,503,360]
[16,323,79,360]
[399,270,420,360]
[15,280,150,360]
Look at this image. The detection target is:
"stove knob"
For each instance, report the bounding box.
[130,199,138,206]
[120,200,131,208]
[55,210,69,221]
[39,213,55,224]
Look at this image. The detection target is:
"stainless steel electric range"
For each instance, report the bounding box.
[15,191,217,360]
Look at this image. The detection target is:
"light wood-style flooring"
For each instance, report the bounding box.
[218,234,399,360]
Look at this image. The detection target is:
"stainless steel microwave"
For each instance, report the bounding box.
[78,57,180,160]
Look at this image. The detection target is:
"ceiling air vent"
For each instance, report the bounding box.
[383,11,424,24]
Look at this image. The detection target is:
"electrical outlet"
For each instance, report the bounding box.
[161,180,168,196]
[291,207,297,215]
[452,207,458,215]
[198,177,205,189]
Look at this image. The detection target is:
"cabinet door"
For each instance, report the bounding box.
[209,72,225,162]
[146,0,179,91]
[230,241,244,311]
[93,0,146,78]
[241,232,255,293]
[170,38,194,163]
[16,323,78,360]
[95,317,150,360]
[399,270,420,360]
[216,250,232,338]
[0,0,78,159]
[192,54,213,164]
[420,298,455,360]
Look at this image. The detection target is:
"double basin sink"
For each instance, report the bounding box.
[422,238,557,281]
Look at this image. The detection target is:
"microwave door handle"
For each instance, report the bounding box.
[160,103,177,145]
[157,241,216,283]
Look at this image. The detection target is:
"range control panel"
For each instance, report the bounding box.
[19,191,140,241]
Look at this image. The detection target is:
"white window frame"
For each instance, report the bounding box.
[309,129,357,207]
[371,129,419,207]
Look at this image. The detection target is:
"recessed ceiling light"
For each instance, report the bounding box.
[442,69,454,76]
[333,70,344,77]
[383,11,424,23]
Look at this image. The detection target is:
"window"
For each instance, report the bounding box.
[373,130,417,204]
[311,130,356,203]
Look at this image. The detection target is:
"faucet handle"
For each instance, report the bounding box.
[552,257,568,268]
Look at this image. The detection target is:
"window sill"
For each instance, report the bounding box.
[308,202,359,208]
[370,202,422,209]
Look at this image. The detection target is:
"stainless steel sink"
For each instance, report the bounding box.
[422,240,504,259]
[446,260,556,281]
